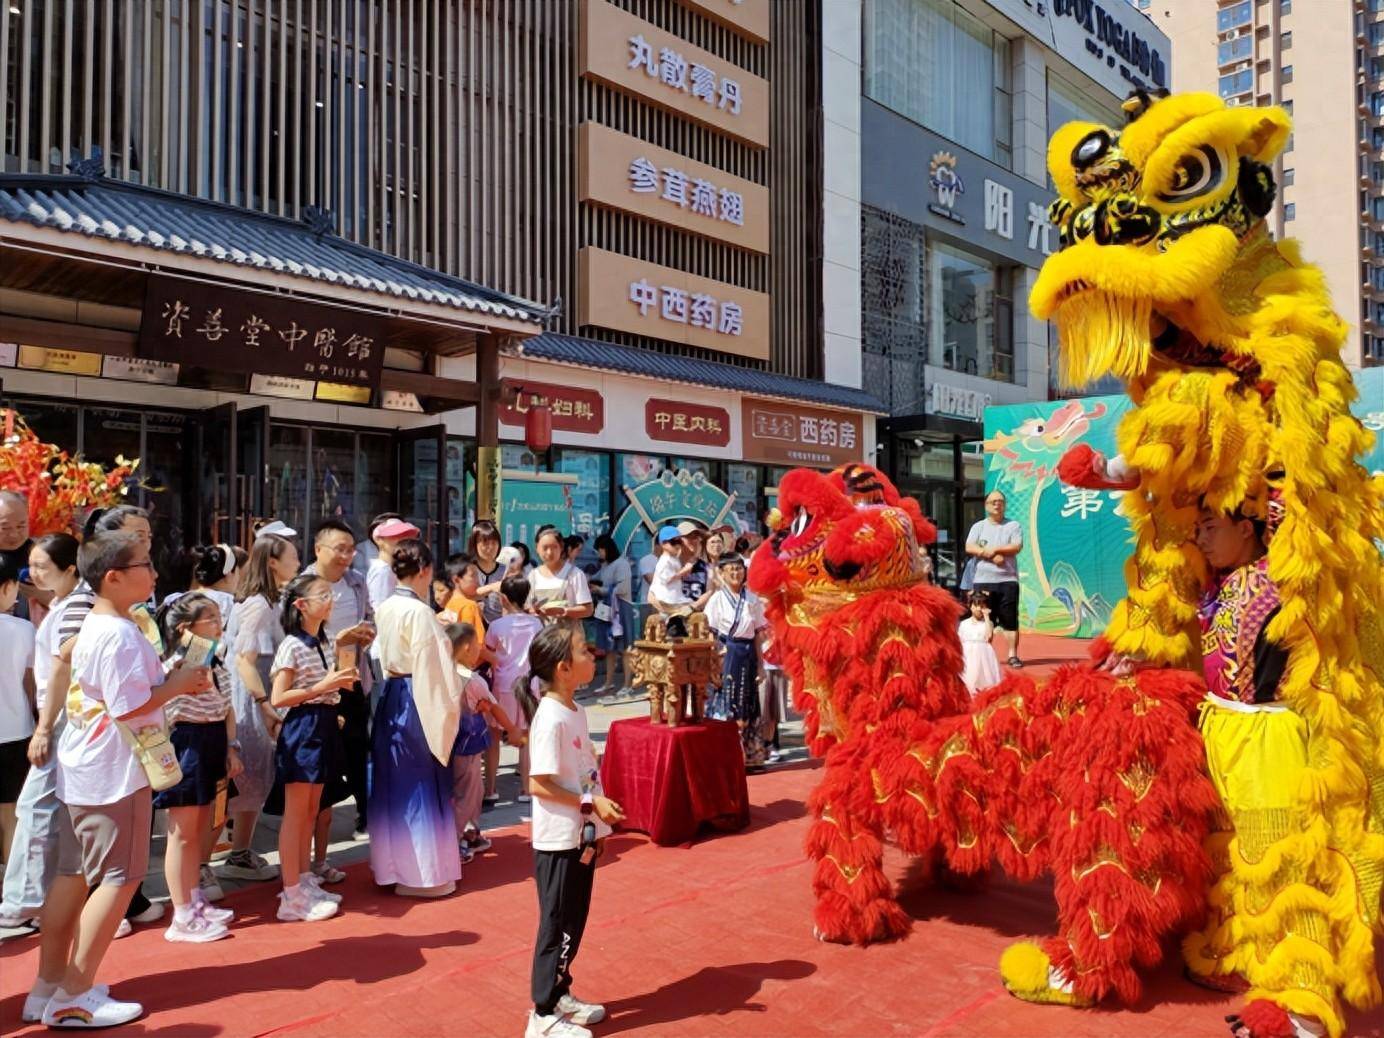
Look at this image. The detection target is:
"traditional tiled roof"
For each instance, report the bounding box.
[0,173,545,325]
[518,332,886,414]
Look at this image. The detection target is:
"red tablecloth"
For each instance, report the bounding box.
[599,716,751,846]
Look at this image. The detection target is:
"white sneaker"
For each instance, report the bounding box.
[276,888,338,922]
[41,986,144,1028]
[164,912,229,943]
[22,985,108,1023]
[128,900,165,925]
[301,872,342,904]
[525,1010,592,1038]
[112,918,133,939]
[198,865,225,902]
[193,892,235,925]
[556,994,606,1026]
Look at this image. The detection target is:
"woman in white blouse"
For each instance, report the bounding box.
[704,554,770,768]
[525,527,593,626]
[369,539,463,897]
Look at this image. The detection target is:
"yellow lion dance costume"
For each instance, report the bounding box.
[1030,89,1384,1038]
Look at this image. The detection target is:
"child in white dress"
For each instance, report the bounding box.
[959,591,1002,696]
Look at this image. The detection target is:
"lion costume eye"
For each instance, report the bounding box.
[1158,145,1224,203]
[790,507,811,538]
[1071,130,1111,171]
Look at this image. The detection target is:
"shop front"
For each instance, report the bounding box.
[0,173,544,584]
[489,332,883,568]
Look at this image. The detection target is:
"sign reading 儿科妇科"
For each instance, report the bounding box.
[498,378,605,435]
[610,468,739,553]
[740,398,865,469]
[138,275,388,388]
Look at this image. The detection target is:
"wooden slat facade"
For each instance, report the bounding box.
[0,0,822,379]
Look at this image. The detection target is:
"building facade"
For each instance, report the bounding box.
[0,0,874,571]
[852,0,1170,583]
[1146,0,1382,369]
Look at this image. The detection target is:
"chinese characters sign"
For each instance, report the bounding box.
[579,247,769,361]
[645,398,731,448]
[578,124,768,253]
[138,276,388,388]
[609,468,739,553]
[579,0,768,148]
[740,398,864,468]
[498,379,605,435]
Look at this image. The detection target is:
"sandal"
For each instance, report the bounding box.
[1008,657,1024,668]
[312,861,347,884]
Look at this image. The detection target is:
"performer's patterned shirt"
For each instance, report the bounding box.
[1198,556,1288,704]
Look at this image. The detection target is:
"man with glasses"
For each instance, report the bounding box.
[303,519,376,842]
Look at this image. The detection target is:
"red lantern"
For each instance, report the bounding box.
[524,400,553,454]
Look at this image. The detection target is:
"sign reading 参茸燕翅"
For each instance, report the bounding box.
[138,275,388,388]
[579,247,769,361]
[578,0,769,148]
[498,378,605,435]
[578,123,769,254]
[739,398,864,469]
[645,398,732,448]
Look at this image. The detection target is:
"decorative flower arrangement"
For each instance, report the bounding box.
[0,408,141,536]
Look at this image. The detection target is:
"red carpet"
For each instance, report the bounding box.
[4,638,1381,1037]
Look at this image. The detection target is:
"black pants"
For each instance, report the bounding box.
[531,847,596,1015]
[339,689,371,831]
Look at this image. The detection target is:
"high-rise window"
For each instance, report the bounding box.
[1218,36,1253,64]
[929,242,1013,383]
[1372,91,1384,117]
[1280,0,1292,12]
[1283,202,1295,221]
[1280,30,1292,49]
[1217,1,1252,31]
[1281,64,1294,83]
[1374,196,1384,222]
[1373,127,1384,151]
[864,0,1013,167]
[1282,167,1295,186]
[1219,70,1254,98]
[1370,22,1384,48]
[1370,56,1384,80]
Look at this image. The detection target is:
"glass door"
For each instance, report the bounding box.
[396,424,448,561]
[198,403,238,545]
[235,406,272,546]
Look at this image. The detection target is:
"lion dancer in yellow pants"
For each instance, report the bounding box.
[1184,497,1383,1038]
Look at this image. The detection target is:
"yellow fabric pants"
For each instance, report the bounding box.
[1184,696,1381,1038]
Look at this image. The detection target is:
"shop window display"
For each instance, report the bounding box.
[556,449,611,574]
[725,464,761,535]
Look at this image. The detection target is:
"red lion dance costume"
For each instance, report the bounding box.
[749,89,1383,1038]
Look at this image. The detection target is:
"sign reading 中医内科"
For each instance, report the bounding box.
[138,275,388,388]
[645,398,732,447]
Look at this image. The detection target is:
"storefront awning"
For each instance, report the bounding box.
[516,332,887,415]
[0,174,546,331]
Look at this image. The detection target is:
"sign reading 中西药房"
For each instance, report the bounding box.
[577,123,769,254]
[138,275,388,388]
[740,398,864,469]
[579,0,769,148]
[578,247,770,361]
[645,398,732,448]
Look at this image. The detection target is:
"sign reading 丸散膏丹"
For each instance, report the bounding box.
[609,468,738,553]
[577,123,769,254]
[740,398,864,469]
[498,471,577,550]
[139,275,388,388]
[645,398,731,448]
[578,0,769,148]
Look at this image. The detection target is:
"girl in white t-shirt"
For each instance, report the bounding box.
[525,528,593,625]
[524,625,624,1038]
[484,575,544,803]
